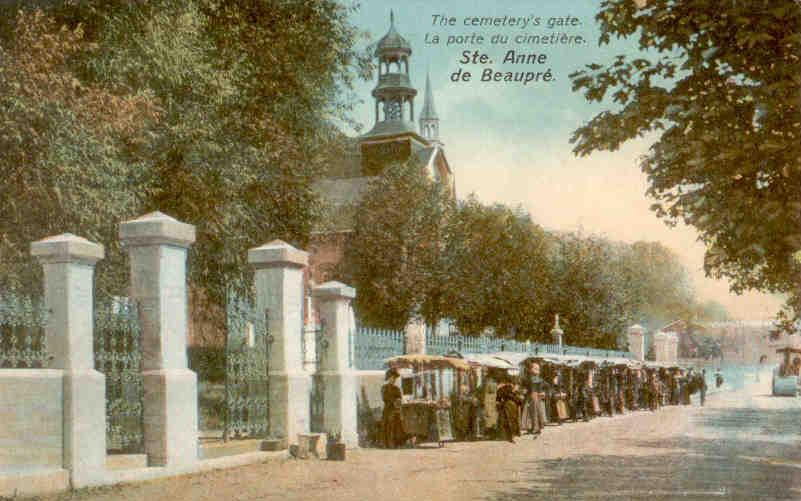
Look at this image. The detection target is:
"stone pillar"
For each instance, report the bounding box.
[653,331,668,362]
[404,317,426,355]
[31,234,106,487]
[667,332,679,364]
[119,212,197,468]
[312,281,358,447]
[628,324,645,361]
[551,314,564,347]
[248,240,310,445]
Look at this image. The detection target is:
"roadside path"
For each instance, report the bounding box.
[46,386,801,501]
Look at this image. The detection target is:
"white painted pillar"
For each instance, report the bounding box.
[248,240,310,445]
[628,324,645,361]
[653,331,667,362]
[551,314,564,347]
[312,281,358,447]
[119,212,197,467]
[404,317,426,355]
[667,332,679,364]
[31,234,106,487]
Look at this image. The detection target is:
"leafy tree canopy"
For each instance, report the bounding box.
[0,2,370,327]
[442,196,552,340]
[340,159,452,330]
[570,0,801,330]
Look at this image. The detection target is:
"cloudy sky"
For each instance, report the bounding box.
[344,0,784,320]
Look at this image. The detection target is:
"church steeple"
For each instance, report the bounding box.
[363,10,418,139]
[419,71,441,145]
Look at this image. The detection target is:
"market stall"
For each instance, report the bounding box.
[385,354,472,447]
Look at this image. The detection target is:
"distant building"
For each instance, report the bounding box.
[704,321,799,365]
[657,319,707,359]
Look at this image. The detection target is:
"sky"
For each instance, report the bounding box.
[343,0,784,320]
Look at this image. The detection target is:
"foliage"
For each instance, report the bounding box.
[441,197,552,340]
[570,0,801,328]
[0,2,370,340]
[694,335,723,360]
[548,232,636,348]
[694,300,731,323]
[339,159,452,330]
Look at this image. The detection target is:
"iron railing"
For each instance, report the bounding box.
[353,326,405,370]
[425,332,633,359]
[0,293,48,368]
[95,299,144,453]
[224,296,270,440]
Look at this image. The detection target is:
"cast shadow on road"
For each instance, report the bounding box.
[482,406,801,501]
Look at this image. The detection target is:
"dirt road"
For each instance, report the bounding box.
[45,386,801,501]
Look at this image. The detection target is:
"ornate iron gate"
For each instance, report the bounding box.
[223,296,270,440]
[309,323,326,433]
[94,299,144,453]
[0,293,48,369]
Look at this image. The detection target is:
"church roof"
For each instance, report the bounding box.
[361,119,419,139]
[375,11,411,56]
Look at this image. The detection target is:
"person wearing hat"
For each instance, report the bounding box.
[381,368,405,448]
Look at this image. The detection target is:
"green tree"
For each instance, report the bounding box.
[548,233,632,348]
[570,0,801,328]
[339,160,452,330]
[0,3,370,342]
[441,197,552,340]
[624,241,696,327]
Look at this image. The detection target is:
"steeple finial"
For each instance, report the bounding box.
[421,71,437,119]
[419,70,441,143]
[390,10,395,27]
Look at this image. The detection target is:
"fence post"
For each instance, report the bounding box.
[312,281,358,447]
[248,240,310,446]
[120,212,197,467]
[31,233,106,487]
[404,317,426,355]
[627,324,645,361]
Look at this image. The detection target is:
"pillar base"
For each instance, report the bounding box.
[268,371,311,445]
[142,369,198,467]
[63,369,107,488]
[318,371,359,448]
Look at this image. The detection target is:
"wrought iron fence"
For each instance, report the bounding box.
[353,326,405,370]
[309,322,326,433]
[0,293,49,368]
[426,332,634,359]
[95,299,144,453]
[224,296,269,440]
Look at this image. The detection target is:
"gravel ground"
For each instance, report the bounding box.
[42,383,801,501]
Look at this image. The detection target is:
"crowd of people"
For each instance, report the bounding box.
[381,357,714,447]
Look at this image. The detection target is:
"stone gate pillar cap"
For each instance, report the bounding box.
[312,281,356,300]
[629,324,645,333]
[248,239,308,268]
[119,211,196,248]
[30,233,104,264]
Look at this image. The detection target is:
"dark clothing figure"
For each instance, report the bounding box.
[574,381,591,421]
[611,373,623,414]
[381,382,405,448]
[496,384,521,442]
[680,377,691,405]
[715,373,724,389]
[697,373,708,406]
[479,378,499,435]
[522,374,545,434]
[648,377,660,411]
[452,390,479,441]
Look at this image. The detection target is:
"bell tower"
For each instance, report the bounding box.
[360,11,427,176]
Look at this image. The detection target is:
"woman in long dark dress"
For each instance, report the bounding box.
[381,368,405,448]
[496,382,522,443]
